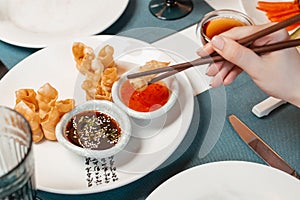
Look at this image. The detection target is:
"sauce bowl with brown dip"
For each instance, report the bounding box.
[56,100,131,159]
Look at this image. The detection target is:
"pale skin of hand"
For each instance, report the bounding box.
[197,24,300,108]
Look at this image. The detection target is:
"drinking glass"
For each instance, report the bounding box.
[149,0,193,20]
[196,9,254,44]
[0,106,36,199]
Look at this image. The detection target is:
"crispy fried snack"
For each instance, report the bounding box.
[15,89,39,112]
[40,99,74,141]
[95,86,111,101]
[98,45,116,68]
[129,60,170,91]
[41,106,60,141]
[14,100,44,143]
[36,83,58,119]
[72,42,96,75]
[14,83,75,143]
[81,70,102,100]
[55,99,75,117]
[72,43,119,101]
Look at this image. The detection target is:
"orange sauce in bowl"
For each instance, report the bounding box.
[120,80,169,112]
[203,17,245,40]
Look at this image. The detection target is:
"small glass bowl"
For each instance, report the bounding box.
[111,67,179,120]
[56,100,131,159]
[196,9,254,44]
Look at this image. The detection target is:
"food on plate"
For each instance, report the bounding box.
[117,60,171,112]
[72,43,119,101]
[97,45,116,68]
[41,106,61,141]
[14,83,74,142]
[95,67,118,101]
[129,60,170,91]
[120,80,170,112]
[65,110,121,150]
[72,42,98,75]
[72,42,103,100]
[256,1,300,31]
[14,100,44,143]
[36,83,59,119]
[15,89,39,112]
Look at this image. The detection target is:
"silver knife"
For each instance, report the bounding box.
[229,114,300,179]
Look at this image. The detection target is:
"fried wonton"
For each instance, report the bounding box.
[15,89,39,112]
[14,83,75,143]
[55,99,75,117]
[72,42,96,75]
[41,106,61,141]
[129,60,170,91]
[97,45,116,68]
[36,83,58,119]
[72,43,119,101]
[14,100,44,143]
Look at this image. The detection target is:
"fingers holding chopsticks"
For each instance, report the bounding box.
[197,23,290,87]
[197,23,300,108]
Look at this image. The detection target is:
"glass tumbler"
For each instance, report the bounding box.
[0,106,36,199]
[196,9,254,44]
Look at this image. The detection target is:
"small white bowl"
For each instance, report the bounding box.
[112,67,179,119]
[56,100,131,159]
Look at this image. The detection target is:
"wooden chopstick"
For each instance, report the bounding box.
[149,38,300,84]
[127,13,300,83]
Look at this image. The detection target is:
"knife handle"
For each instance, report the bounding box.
[292,171,300,180]
[252,97,286,118]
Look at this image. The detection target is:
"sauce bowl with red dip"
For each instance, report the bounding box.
[112,67,179,119]
[55,100,131,159]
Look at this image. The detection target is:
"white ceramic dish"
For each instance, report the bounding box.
[56,100,131,159]
[0,0,129,48]
[147,161,300,199]
[0,35,194,194]
[112,67,179,119]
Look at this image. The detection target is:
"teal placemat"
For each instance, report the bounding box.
[197,72,300,170]
[0,0,213,70]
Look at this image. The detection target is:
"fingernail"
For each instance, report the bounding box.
[212,36,224,50]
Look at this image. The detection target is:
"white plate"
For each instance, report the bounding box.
[240,0,270,25]
[0,0,129,48]
[147,161,300,199]
[0,35,194,194]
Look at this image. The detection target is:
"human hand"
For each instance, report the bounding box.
[197,24,300,107]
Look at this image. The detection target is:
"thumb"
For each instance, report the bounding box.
[211,35,261,75]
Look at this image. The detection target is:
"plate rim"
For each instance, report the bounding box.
[147,160,300,199]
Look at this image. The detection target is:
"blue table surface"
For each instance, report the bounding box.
[0,1,299,199]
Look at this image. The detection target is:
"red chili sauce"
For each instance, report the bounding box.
[120,80,170,112]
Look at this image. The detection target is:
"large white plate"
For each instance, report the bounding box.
[147,161,300,199]
[0,35,194,194]
[0,0,129,48]
[240,0,269,25]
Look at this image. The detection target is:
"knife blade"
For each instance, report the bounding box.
[229,114,300,179]
[0,60,8,79]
